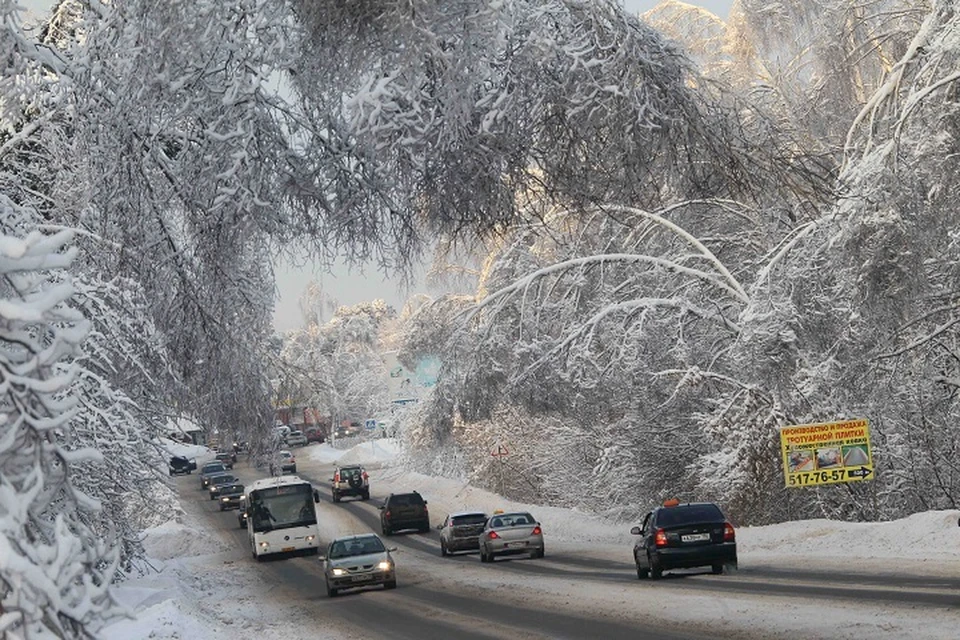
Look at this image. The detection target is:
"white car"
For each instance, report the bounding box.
[286,430,308,447]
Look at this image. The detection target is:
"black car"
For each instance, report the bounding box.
[379,492,430,535]
[214,452,235,469]
[207,473,238,500]
[168,456,197,476]
[218,483,245,511]
[631,500,737,580]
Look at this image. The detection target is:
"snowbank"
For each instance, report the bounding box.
[306,438,400,466]
[160,437,211,460]
[739,509,960,559]
[140,520,230,561]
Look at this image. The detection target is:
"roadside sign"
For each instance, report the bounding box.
[364,419,377,431]
[780,418,874,488]
[491,444,509,458]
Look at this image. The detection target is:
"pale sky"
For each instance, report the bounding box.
[16,0,734,333]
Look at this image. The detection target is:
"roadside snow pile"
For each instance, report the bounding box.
[306,438,400,466]
[739,510,960,559]
[161,437,211,460]
[141,520,230,560]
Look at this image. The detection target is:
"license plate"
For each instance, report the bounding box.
[505,542,526,548]
[681,533,710,542]
[351,574,372,582]
[282,547,295,552]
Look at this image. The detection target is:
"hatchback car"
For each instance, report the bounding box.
[379,492,429,535]
[199,461,228,488]
[320,533,397,597]
[207,473,238,499]
[218,483,245,510]
[631,500,737,580]
[479,511,544,562]
[332,465,370,502]
[438,511,487,556]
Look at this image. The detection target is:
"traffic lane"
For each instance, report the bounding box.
[179,471,704,640]
[318,482,960,610]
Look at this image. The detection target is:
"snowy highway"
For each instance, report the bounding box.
[153,449,960,640]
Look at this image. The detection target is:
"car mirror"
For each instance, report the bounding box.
[435,524,443,530]
[317,555,326,561]
[387,547,397,552]
[424,500,428,505]
[329,478,335,482]
[630,526,642,535]
[378,505,384,510]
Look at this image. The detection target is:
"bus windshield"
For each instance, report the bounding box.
[248,483,316,533]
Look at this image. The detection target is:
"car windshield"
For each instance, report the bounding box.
[389,494,423,507]
[290,431,302,437]
[211,475,235,485]
[657,504,725,527]
[488,512,535,528]
[329,537,385,559]
[452,514,487,526]
[340,467,362,478]
[202,463,225,473]
[223,485,244,494]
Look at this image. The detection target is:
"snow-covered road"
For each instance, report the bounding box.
[104,442,960,639]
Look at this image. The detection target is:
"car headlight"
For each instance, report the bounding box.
[332,568,346,576]
[377,561,392,571]
[221,497,230,501]
[305,535,315,542]
[259,542,269,548]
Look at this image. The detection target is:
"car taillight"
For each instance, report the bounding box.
[362,472,368,480]
[384,510,391,518]
[488,531,500,539]
[333,473,340,482]
[448,521,455,528]
[723,522,735,542]
[654,528,668,547]
[532,526,542,535]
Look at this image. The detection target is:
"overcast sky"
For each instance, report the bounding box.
[16,0,734,332]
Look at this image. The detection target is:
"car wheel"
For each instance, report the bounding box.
[332,493,340,503]
[362,490,370,501]
[711,563,724,575]
[384,579,397,590]
[636,562,649,579]
[440,541,448,557]
[419,522,430,534]
[531,545,545,559]
[327,582,338,598]
[238,520,245,529]
[479,547,489,563]
[382,525,392,537]
[649,554,663,580]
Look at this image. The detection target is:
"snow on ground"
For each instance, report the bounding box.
[159,437,212,460]
[304,438,401,466]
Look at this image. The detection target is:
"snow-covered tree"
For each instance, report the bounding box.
[0,215,119,638]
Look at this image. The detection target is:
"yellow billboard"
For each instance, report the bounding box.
[780,418,873,488]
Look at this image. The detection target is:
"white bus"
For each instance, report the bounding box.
[244,476,321,560]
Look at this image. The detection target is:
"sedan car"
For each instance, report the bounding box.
[207,473,238,500]
[631,500,737,580]
[320,533,397,597]
[269,450,297,475]
[285,430,308,447]
[478,511,544,562]
[199,461,228,489]
[214,451,235,469]
[218,483,245,511]
[438,511,487,556]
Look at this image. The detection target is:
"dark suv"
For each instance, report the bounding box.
[379,492,429,535]
[631,500,737,580]
[332,465,369,502]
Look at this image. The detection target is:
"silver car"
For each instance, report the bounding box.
[320,534,397,597]
[438,511,487,556]
[479,511,544,562]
